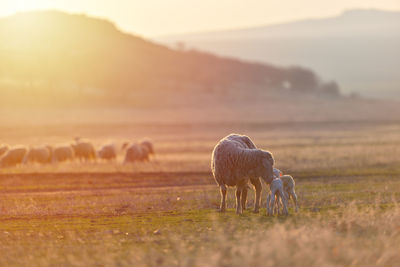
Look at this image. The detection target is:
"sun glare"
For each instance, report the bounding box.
[1,0,54,16]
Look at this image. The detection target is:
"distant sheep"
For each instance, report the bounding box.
[211,134,275,214]
[72,140,96,161]
[98,144,117,161]
[0,146,28,167]
[52,145,74,163]
[23,146,51,164]
[124,143,144,163]
[267,177,288,216]
[0,144,9,158]
[140,140,154,155]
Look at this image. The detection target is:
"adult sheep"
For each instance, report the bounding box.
[211,134,275,214]
[140,140,154,155]
[98,144,117,161]
[72,140,96,162]
[23,146,51,164]
[52,145,74,163]
[0,146,28,167]
[124,143,143,163]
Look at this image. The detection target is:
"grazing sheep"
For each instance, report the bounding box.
[0,146,28,167]
[72,140,96,161]
[140,140,154,155]
[52,145,74,163]
[280,174,299,212]
[98,144,117,161]
[224,134,264,212]
[139,145,150,161]
[23,146,51,164]
[211,134,275,214]
[0,144,9,158]
[124,143,143,163]
[267,177,288,216]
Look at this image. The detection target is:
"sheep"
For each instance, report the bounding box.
[273,168,299,212]
[267,177,288,216]
[211,134,275,214]
[0,146,28,167]
[23,146,52,164]
[280,174,299,212]
[52,145,74,163]
[0,144,9,158]
[140,140,154,155]
[71,140,96,161]
[223,134,264,212]
[124,143,144,163]
[139,145,150,161]
[98,143,117,161]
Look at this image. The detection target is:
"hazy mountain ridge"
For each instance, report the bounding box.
[158,9,400,98]
[0,10,340,108]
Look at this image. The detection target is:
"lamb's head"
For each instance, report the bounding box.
[253,149,274,184]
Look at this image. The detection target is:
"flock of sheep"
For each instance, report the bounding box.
[211,133,298,216]
[0,138,154,168]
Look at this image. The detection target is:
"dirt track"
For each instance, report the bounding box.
[0,172,216,195]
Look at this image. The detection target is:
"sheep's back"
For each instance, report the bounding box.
[211,138,248,186]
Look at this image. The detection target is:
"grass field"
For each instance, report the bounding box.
[1,120,400,266]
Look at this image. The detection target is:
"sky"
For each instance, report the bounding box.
[1,0,399,37]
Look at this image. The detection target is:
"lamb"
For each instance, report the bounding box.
[98,144,117,161]
[23,146,52,164]
[124,143,143,163]
[0,146,28,167]
[273,168,299,212]
[52,145,74,163]
[211,134,275,214]
[72,139,96,161]
[267,177,288,216]
[280,174,299,212]
[0,144,9,158]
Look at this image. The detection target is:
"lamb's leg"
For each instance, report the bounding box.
[251,178,262,213]
[241,186,248,211]
[219,185,227,212]
[235,187,242,214]
[275,194,281,215]
[290,189,299,212]
[280,189,289,215]
[267,194,272,216]
[270,192,276,216]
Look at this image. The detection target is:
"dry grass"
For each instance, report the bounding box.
[0,120,399,266]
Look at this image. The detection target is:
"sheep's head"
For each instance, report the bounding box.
[257,150,274,184]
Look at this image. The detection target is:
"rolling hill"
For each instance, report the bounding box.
[158,9,400,99]
[0,10,340,109]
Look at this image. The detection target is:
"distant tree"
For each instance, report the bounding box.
[286,67,319,93]
[320,81,340,97]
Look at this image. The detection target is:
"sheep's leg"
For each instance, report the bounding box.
[267,194,272,216]
[219,185,227,212]
[275,194,281,215]
[290,189,299,212]
[251,178,262,213]
[280,189,289,215]
[235,187,242,214]
[270,192,276,216]
[241,186,248,211]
